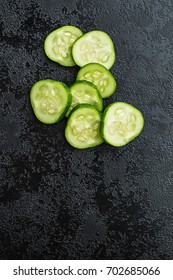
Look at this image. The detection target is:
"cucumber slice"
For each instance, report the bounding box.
[44,26,83,67]
[72,30,116,69]
[65,105,103,149]
[101,102,144,147]
[76,63,116,98]
[65,81,103,117]
[30,79,71,124]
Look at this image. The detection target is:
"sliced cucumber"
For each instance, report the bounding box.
[76,63,116,98]
[72,30,116,69]
[101,102,144,147]
[65,105,103,149]
[65,81,103,117]
[30,79,71,124]
[44,26,83,66]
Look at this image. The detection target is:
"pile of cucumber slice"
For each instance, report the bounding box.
[30,25,144,149]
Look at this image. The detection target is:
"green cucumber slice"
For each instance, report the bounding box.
[65,81,103,117]
[101,102,144,146]
[72,30,116,69]
[65,105,103,149]
[76,63,116,98]
[44,26,83,66]
[30,79,71,124]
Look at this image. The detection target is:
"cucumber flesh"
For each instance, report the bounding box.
[30,79,71,124]
[44,26,83,66]
[72,30,116,69]
[76,63,116,98]
[66,80,103,117]
[101,102,144,146]
[65,105,103,149]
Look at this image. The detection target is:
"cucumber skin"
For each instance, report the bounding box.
[30,79,72,125]
[56,82,72,122]
[65,104,103,149]
[100,102,145,147]
[44,26,83,67]
[72,30,116,69]
[67,103,102,117]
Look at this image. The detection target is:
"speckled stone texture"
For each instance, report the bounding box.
[0,0,173,260]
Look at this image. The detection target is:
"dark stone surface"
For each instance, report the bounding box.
[0,0,173,259]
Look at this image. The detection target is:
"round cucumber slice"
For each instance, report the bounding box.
[76,63,116,98]
[65,81,103,117]
[101,102,144,147]
[44,26,83,67]
[65,105,103,149]
[30,79,71,124]
[72,30,116,69]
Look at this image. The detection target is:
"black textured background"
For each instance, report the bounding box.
[0,0,173,260]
